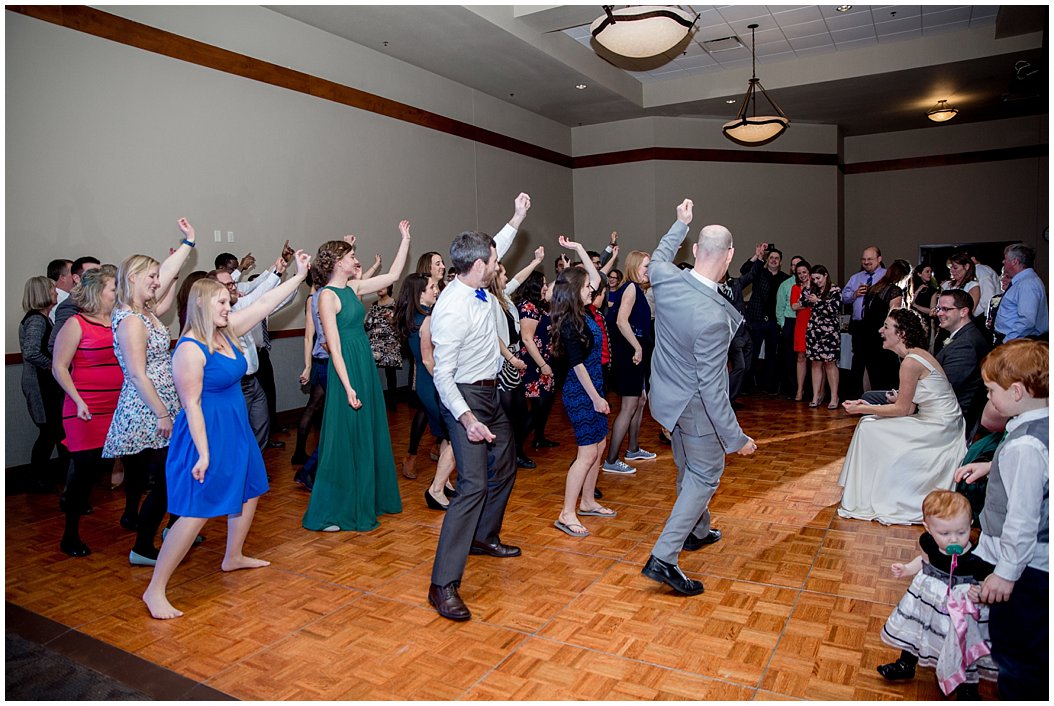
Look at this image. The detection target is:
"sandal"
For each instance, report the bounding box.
[808,400,820,408]
[578,506,617,517]
[554,520,590,537]
[827,400,840,410]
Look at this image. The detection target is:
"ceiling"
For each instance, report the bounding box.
[268,5,1048,136]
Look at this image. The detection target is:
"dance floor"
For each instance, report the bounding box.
[5,394,996,700]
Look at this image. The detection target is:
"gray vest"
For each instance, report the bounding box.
[979,416,1049,543]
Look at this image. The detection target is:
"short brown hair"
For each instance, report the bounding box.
[922,490,971,522]
[982,339,1049,398]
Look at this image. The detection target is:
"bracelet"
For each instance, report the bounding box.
[156,412,171,419]
[181,238,195,248]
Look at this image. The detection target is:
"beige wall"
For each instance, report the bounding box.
[844,117,1048,279]
[5,8,573,465]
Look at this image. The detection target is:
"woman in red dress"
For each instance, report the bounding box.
[51,265,123,556]
[788,260,812,402]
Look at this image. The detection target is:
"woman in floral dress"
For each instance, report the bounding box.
[804,264,842,410]
[515,271,558,449]
[364,285,403,411]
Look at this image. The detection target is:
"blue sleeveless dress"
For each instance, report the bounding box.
[166,336,269,518]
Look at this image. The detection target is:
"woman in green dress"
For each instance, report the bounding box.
[303,221,412,531]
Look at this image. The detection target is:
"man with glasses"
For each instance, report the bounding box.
[843,246,887,399]
[862,289,989,439]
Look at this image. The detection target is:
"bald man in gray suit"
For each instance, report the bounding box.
[642,199,757,596]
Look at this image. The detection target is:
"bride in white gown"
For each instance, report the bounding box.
[838,309,966,525]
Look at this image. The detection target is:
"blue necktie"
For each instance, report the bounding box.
[475,288,488,302]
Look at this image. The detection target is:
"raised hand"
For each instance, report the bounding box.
[754,243,767,260]
[292,249,311,275]
[281,239,294,263]
[398,220,411,240]
[611,244,620,259]
[239,252,256,272]
[533,245,545,262]
[343,234,357,248]
[558,234,583,252]
[273,256,287,275]
[373,253,382,268]
[514,193,531,219]
[676,199,693,225]
[609,231,618,246]
[177,217,196,242]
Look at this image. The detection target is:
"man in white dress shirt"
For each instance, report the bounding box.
[427,193,530,621]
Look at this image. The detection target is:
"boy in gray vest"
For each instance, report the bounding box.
[956,339,1048,700]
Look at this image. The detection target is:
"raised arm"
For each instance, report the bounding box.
[739,242,766,276]
[51,318,89,420]
[599,244,619,275]
[495,192,531,260]
[361,253,382,281]
[558,235,600,290]
[352,220,411,294]
[156,218,197,311]
[507,246,544,296]
[651,199,693,265]
[599,231,617,268]
[228,250,310,334]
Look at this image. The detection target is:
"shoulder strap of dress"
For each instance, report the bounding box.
[176,336,209,354]
[906,352,936,372]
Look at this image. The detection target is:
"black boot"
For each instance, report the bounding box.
[877,651,917,681]
[954,683,980,700]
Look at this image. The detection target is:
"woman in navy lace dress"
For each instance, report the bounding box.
[550,237,614,539]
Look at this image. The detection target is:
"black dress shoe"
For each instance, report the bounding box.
[683,528,722,551]
[876,659,917,681]
[532,438,559,449]
[290,451,309,466]
[293,469,314,491]
[428,582,471,621]
[119,513,139,531]
[266,439,286,449]
[515,455,536,469]
[60,537,91,557]
[658,431,672,446]
[641,555,704,596]
[469,540,521,558]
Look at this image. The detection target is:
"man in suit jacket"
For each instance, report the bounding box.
[935,288,991,437]
[642,199,756,596]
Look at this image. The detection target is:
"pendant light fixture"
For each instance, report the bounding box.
[722,24,790,147]
[926,99,959,123]
[590,5,697,59]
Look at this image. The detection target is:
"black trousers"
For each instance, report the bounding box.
[747,318,781,393]
[989,566,1049,700]
[256,347,279,430]
[431,383,516,587]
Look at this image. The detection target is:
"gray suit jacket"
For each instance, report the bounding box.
[649,220,749,453]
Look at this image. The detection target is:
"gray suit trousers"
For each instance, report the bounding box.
[651,406,725,564]
[431,383,517,586]
[240,375,270,453]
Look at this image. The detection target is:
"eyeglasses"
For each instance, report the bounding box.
[932,305,964,313]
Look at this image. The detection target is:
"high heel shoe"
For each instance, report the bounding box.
[425,488,449,511]
[60,537,91,557]
[444,482,456,498]
[827,399,840,410]
[129,550,158,567]
[808,400,820,408]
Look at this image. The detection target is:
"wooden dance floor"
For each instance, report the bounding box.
[5,394,996,700]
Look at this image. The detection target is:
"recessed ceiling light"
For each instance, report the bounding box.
[725,99,737,104]
[836,5,853,12]
[575,84,588,90]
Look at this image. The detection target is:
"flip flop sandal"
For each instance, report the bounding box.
[578,507,617,517]
[553,520,590,537]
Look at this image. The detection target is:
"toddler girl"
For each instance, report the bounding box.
[878,489,997,698]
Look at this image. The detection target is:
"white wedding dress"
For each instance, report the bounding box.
[838,353,966,525]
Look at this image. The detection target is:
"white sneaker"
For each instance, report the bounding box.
[602,459,636,474]
[624,448,657,461]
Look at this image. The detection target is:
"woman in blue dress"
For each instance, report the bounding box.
[395,272,455,510]
[142,250,311,620]
[550,237,614,539]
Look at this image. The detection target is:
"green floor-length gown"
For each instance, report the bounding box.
[303,285,402,531]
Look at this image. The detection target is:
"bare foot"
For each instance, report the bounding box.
[143,590,183,620]
[221,555,271,571]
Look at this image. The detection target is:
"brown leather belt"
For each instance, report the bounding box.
[463,378,497,388]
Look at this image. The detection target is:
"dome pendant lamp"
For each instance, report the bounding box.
[722,24,790,147]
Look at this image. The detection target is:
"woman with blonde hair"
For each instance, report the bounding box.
[103,218,197,566]
[51,265,122,555]
[142,250,312,619]
[603,248,655,474]
[18,275,64,492]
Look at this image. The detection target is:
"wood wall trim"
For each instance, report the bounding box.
[842,144,1048,174]
[6,5,573,169]
[572,147,838,168]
